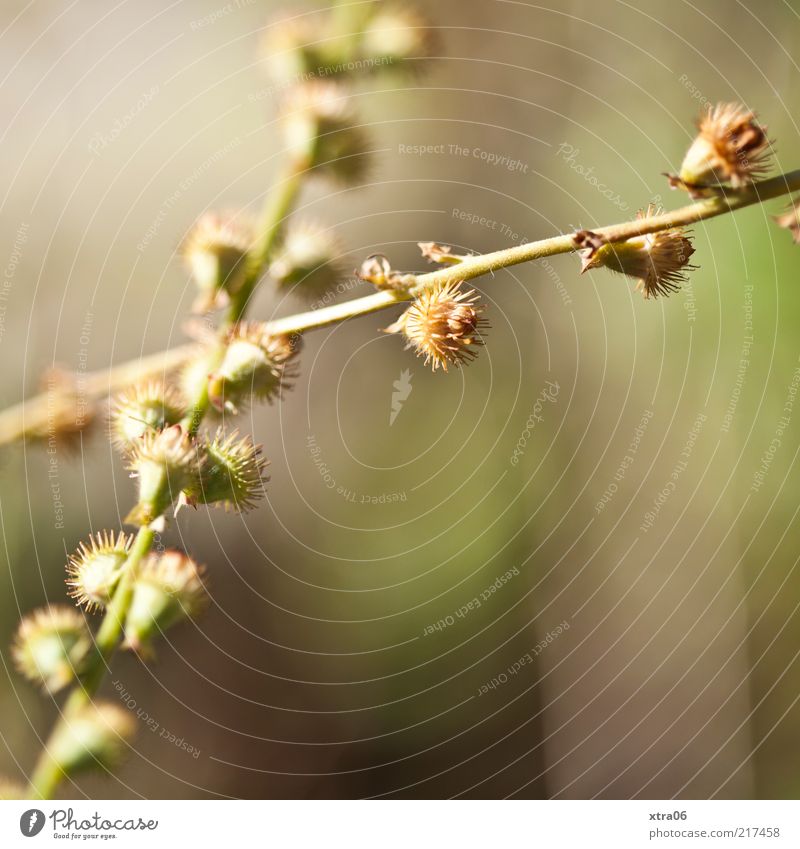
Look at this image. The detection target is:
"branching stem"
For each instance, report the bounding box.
[3,169,798,449]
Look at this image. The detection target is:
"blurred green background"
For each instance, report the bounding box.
[1,0,799,799]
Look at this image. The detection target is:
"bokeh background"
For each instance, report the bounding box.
[1,0,799,799]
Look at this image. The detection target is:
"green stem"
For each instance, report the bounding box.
[27,526,154,800]
[266,169,800,334]
[229,156,309,324]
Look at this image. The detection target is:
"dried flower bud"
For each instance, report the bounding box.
[360,5,436,72]
[385,281,488,372]
[125,425,203,526]
[418,242,469,265]
[775,197,800,244]
[270,221,343,299]
[208,324,298,413]
[48,701,136,775]
[66,531,133,611]
[281,82,371,183]
[0,778,28,800]
[357,254,414,290]
[12,606,90,693]
[123,551,207,654]
[576,205,696,299]
[110,383,185,451]
[183,429,268,512]
[674,102,772,194]
[183,212,254,312]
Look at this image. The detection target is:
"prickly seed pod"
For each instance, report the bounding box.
[281,82,371,183]
[208,324,298,413]
[360,5,436,72]
[125,425,203,527]
[575,205,696,299]
[122,551,207,655]
[674,102,772,193]
[183,212,255,312]
[775,197,800,244]
[183,429,268,512]
[0,778,27,800]
[12,606,91,693]
[110,383,185,451]
[66,531,133,611]
[385,280,488,372]
[270,221,343,299]
[261,14,347,85]
[48,701,136,775]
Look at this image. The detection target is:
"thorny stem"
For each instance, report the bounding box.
[2,169,799,449]
[24,146,310,801]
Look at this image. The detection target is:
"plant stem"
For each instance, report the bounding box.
[230,155,309,324]
[4,169,800,449]
[27,526,154,799]
[2,169,798,449]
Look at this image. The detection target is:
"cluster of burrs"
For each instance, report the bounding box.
[3,0,436,800]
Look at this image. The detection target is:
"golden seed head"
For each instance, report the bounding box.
[208,324,299,413]
[125,425,203,526]
[775,196,800,245]
[577,205,696,299]
[12,605,90,693]
[183,212,255,312]
[386,281,488,372]
[270,220,343,299]
[184,429,268,512]
[66,530,133,611]
[123,551,207,654]
[281,81,371,183]
[678,102,772,191]
[110,382,185,451]
[49,701,136,776]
